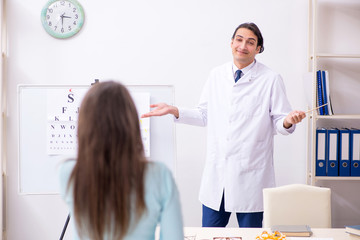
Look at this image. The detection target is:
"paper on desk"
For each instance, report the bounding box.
[288,238,333,240]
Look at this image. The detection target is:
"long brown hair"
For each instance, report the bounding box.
[69,81,146,239]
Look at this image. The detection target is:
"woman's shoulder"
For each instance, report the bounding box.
[145,161,171,177]
[144,161,179,209]
[145,161,175,187]
[59,159,76,177]
[58,159,76,195]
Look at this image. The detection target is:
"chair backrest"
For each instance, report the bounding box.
[263,184,331,228]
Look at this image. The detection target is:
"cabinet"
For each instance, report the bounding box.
[307,0,360,185]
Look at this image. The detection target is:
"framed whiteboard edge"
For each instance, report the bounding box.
[17,84,91,195]
[127,84,178,180]
[17,84,177,195]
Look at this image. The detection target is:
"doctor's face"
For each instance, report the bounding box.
[231,28,261,68]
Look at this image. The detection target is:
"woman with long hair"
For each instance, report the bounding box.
[59,81,183,240]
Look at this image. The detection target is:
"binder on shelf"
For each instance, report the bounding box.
[327,128,339,176]
[316,128,327,176]
[323,70,333,115]
[321,71,329,115]
[339,129,351,176]
[316,70,324,115]
[350,129,360,176]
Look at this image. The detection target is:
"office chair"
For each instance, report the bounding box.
[263,184,331,228]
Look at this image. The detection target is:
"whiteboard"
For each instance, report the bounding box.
[18,84,176,194]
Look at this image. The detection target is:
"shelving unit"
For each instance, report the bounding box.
[313,54,360,58]
[307,0,360,185]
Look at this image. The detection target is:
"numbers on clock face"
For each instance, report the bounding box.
[45,1,82,36]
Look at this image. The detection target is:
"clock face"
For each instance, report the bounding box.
[41,0,85,39]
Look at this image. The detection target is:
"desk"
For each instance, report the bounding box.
[183,227,359,240]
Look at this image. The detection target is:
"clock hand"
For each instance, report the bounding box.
[60,13,65,26]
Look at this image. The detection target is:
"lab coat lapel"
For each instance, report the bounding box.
[233,60,258,84]
[226,62,235,85]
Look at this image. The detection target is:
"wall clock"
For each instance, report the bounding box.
[41,0,85,39]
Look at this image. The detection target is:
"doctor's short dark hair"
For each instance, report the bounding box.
[232,22,264,53]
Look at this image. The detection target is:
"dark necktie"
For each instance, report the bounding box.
[235,69,242,83]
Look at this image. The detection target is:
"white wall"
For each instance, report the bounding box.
[4,0,359,239]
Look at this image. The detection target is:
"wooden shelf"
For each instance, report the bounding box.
[315,176,360,181]
[307,0,360,185]
[315,115,360,120]
[311,54,360,59]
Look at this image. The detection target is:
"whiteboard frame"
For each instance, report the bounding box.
[18,84,176,195]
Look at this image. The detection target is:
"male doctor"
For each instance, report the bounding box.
[142,22,306,227]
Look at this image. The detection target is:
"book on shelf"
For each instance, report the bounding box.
[321,70,329,115]
[323,70,333,115]
[345,225,360,237]
[316,70,333,115]
[271,225,312,237]
[316,70,325,115]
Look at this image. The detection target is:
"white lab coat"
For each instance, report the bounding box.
[175,60,295,212]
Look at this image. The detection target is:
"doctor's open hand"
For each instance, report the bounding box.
[283,110,306,129]
[141,103,180,118]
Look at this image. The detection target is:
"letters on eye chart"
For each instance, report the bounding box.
[46,88,150,157]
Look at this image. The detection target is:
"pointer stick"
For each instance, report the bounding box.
[305,103,328,114]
